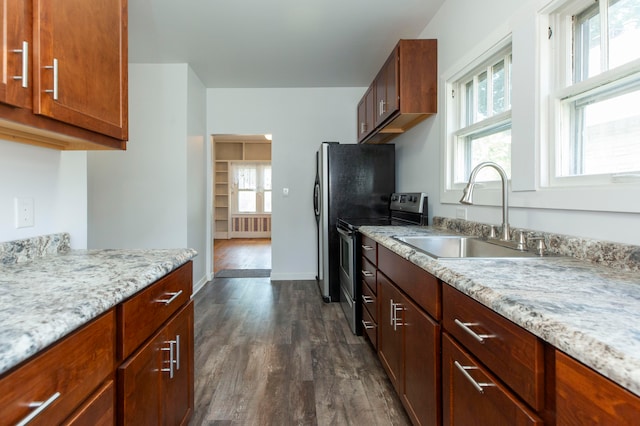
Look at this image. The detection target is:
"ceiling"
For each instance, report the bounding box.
[128,0,444,88]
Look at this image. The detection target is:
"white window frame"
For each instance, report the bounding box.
[231,162,272,214]
[545,0,640,188]
[442,36,513,204]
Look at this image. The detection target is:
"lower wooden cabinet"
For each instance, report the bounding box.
[442,333,542,426]
[63,380,115,426]
[118,301,194,425]
[378,271,441,426]
[556,351,640,425]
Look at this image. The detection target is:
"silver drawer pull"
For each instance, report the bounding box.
[175,334,181,371]
[157,290,183,305]
[454,361,496,394]
[361,245,374,251]
[362,295,374,304]
[12,41,29,88]
[361,270,374,277]
[362,320,375,330]
[16,392,61,426]
[454,318,495,343]
[44,58,59,100]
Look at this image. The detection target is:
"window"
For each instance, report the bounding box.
[232,163,271,214]
[549,0,640,183]
[449,47,513,186]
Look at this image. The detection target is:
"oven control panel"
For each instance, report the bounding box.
[390,192,428,213]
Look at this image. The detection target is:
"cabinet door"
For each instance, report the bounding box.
[377,273,403,392]
[403,296,440,426]
[374,49,399,127]
[0,0,31,108]
[34,0,127,140]
[442,333,542,426]
[357,84,375,142]
[163,302,194,426]
[118,331,162,425]
[63,380,114,426]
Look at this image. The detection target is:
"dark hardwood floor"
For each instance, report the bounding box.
[191,278,411,425]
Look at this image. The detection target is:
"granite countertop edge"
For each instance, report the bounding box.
[0,248,197,376]
[359,225,640,398]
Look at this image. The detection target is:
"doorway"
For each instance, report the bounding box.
[212,134,272,277]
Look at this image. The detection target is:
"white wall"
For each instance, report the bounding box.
[88,63,208,289]
[207,87,365,280]
[0,140,87,247]
[392,0,640,245]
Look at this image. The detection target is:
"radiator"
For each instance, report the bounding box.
[231,215,271,236]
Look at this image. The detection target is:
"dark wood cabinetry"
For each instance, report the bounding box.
[556,351,640,425]
[377,245,441,426]
[357,39,437,144]
[360,234,379,347]
[0,0,128,150]
[0,0,32,109]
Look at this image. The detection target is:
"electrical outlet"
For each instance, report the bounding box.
[15,197,34,228]
[282,188,289,197]
[456,207,467,220]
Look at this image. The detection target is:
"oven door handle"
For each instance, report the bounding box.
[337,226,354,238]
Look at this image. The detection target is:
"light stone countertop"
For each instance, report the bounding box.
[0,248,197,376]
[359,225,640,398]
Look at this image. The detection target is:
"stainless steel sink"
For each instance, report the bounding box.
[393,235,538,259]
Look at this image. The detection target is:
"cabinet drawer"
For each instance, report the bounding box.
[556,351,640,425]
[63,379,115,426]
[361,235,377,265]
[361,278,377,322]
[362,304,377,348]
[361,256,376,294]
[443,285,544,410]
[442,333,543,426]
[118,261,192,359]
[0,310,115,426]
[378,245,441,320]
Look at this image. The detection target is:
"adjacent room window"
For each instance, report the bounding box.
[232,163,272,213]
[449,47,513,186]
[548,0,640,184]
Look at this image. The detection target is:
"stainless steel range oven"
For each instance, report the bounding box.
[337,192,428,335]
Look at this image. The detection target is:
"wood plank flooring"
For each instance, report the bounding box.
[191,278,411,426]
[214,239,271,272]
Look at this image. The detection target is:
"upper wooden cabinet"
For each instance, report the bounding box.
[357,84,375,141]
[0,0,128,150]
[358,39,437,144]
[0,0,32,109]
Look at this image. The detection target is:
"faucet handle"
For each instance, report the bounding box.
[528,236,547,256]
[516,231,527,251]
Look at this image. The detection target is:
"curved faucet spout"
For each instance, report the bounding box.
[459,162,510,241]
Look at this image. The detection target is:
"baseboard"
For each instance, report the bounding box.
[269,272,317,281]
[192,275,209,296]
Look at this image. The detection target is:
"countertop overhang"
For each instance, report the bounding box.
[0,248,197,375]
[359,225,640,398]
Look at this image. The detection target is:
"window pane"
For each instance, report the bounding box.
[609,0,640,69]
[455,127,512,183]
[238,191,256,212]
[575,5,601,82]
[264,191,272,213]
[562,86,640,176]
[492,60,506,114]
[238,168,256,190]
[465,80,474,125]
[263,166,272,190]
[477,72,488,121]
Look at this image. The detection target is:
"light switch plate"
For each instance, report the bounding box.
[15,197,34,228]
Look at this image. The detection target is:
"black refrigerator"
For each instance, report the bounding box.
[313,142,395,302]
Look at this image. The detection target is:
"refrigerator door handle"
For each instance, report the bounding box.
[313,182,321,217]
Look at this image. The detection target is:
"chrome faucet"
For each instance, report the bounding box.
[459,162,511,241]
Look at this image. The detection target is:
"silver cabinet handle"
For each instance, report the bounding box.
[361,245,374,251]
[390,299,395,326]
[362,320,375,330]
[157,290,183,305]
[454,361,496,394]
[175,334,181,371]
[44,58,58,100]
[393,303,404,330]
[361,270,374,277]
[454,318,495,343]
[360,122,366,134]
[161,341,175,379]
[362,295,374,304]
[12,41,29,88]
[16,391,61,426]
